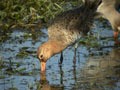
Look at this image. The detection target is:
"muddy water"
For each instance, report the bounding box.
[0,20,120,90]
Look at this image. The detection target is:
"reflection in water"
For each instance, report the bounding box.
[0,28,120,90]
[37,72,64,90]
[73,50,77,84]
[73,64,77,85]
[79,48,120,89]
[37,62,78,90]
[59,66,64,87]
[45,48,120,90]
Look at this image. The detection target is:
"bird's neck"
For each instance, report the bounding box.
[47,40,66,55]
[99,7,120,23]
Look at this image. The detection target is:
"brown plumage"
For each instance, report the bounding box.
[97,0,120,44]
[37,0,102,72]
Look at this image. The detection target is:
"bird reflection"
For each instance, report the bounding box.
[79,48,120,89]
[84,48,120,75]
[37,48,120,90]
[59,65,64,87]
[73,63,77,84]
[37,72,64,90]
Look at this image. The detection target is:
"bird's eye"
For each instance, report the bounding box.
[40,55,43,58]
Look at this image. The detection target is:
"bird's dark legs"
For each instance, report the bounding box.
[73,43,78,66]
[73,48,77,66]
[59,52,63,66]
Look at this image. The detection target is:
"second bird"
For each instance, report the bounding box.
[97,0,120,44]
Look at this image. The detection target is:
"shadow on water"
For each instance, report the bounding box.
[0,20,120,90]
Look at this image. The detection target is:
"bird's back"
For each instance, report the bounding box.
[48,0,101,46]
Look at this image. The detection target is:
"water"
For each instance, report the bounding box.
[0,20,120,90]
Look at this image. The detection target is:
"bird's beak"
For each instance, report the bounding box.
[40,61,46,72]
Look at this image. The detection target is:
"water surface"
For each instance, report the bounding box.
[0,20,120,90]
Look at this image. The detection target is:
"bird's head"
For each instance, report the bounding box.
[37,42,53,72]
[37,40,66,72]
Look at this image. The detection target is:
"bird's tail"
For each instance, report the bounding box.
[84,0,102,10]
[80,0,102,34]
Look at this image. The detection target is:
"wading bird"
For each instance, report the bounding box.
[37,0,102,72]
[97,0,120,44]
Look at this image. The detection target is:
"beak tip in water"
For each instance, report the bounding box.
[40,62,46,72]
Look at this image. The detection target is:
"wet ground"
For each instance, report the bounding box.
[0,20,120,90]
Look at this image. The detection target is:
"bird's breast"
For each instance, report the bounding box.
[64,30,82,46]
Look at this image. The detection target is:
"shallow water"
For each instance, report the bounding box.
[0,20,120,90]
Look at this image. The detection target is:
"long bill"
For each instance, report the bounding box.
[40,62,46,72]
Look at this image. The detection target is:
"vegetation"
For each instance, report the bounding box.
[0,0,83,30]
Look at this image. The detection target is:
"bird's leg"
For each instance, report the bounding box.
[59,52,63,66]
[73,48,77,65]
[73,43,78,66]
[114,31,119,45]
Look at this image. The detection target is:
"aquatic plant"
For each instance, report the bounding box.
[0,0,82,30]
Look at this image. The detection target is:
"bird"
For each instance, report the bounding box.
[97,0,120,44]
[37,0,102,72]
